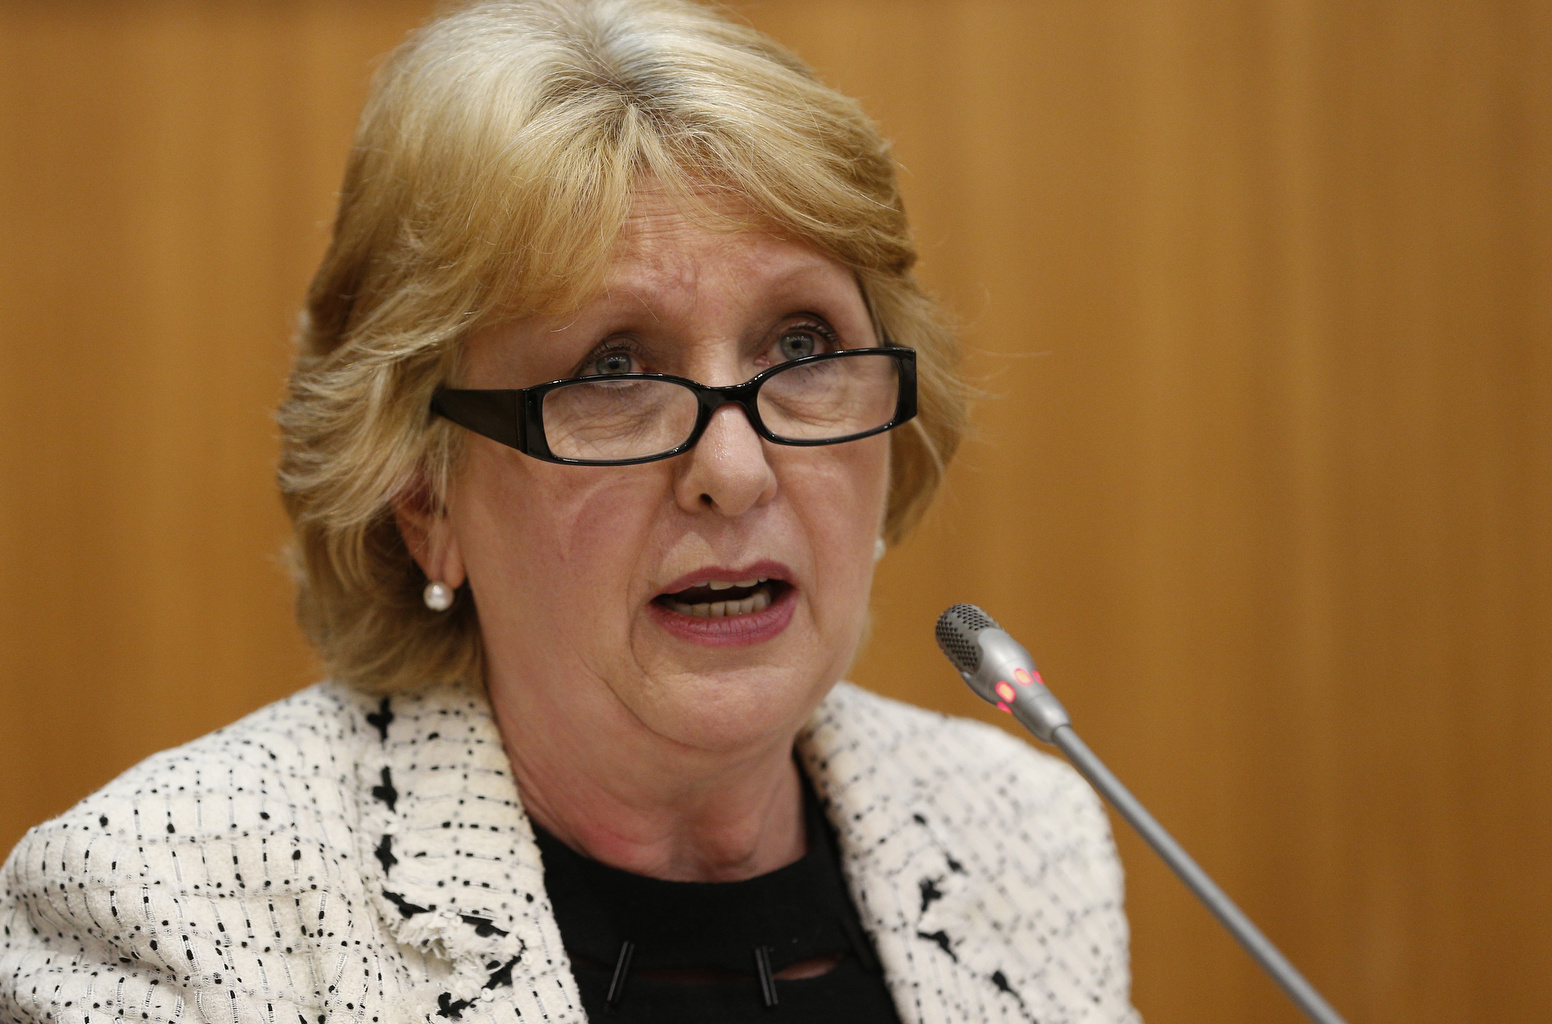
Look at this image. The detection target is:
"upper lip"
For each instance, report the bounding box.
[655,560,794,598]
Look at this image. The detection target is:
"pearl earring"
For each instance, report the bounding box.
[874,537,886,563]
[423,580,455,612]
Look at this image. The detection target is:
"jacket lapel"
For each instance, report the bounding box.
[353,682,585,1021]
[800,682,1131,1024]
[799,682,987,1023]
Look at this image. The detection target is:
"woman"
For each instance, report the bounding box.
[0,1,1138,1022]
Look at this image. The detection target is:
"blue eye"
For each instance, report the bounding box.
[589,350,637,376]
[774,322,836,362]
[778,332,817,360]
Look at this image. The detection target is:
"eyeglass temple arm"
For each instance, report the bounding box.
[894,350,918,423]
[430,389,523,450]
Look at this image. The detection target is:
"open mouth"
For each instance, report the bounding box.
[654,577,792,619]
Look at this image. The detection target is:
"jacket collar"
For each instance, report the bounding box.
[351,680,1074,1024]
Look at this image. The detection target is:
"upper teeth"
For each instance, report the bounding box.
[708,577,764,590]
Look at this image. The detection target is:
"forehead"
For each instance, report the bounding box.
[602,190,854,304]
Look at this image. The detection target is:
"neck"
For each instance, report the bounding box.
[488,675,808,882]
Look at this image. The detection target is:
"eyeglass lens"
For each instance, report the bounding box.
[539,352,901,462]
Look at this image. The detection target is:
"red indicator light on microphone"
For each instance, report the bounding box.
[996,701,1011,714]
[995,680,1016,702]
[1014,668,1033,687]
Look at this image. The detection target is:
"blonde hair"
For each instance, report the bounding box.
[277,0,968,692]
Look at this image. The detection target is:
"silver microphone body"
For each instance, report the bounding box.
[934,603,1349,1024]
[934,604,1071,742]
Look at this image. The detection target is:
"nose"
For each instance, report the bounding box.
[673,402,778,516]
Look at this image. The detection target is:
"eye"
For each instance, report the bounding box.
[770,320,838,363]
[578,344,642,377]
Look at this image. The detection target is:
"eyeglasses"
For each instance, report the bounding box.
[431,347,917,466]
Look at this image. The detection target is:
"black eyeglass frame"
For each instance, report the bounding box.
[430,346,917,466]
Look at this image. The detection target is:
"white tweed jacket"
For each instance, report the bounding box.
[0,680,1139,1024]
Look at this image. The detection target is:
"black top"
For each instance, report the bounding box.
[533,778,903,1023]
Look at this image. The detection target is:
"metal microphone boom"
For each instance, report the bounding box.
[935,603,1349,1024]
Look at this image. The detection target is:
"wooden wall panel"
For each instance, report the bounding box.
[0,0,433,855]
[1,3,1547,1023]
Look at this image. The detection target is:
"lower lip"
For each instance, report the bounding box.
[647,585,798,646]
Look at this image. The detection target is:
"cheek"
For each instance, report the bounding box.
[450,446,664,624]
[788,436,891,613]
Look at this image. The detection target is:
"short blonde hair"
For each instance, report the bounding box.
[277,0,968,692]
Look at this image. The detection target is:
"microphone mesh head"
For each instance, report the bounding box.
[935,603,1000,673]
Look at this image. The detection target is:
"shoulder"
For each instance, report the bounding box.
[0,682,383,1022]
[7,680,374,860]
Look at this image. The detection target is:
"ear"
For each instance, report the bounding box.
[392,478,467,590]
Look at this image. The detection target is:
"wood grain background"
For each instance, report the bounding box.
[1,2,1547,1022]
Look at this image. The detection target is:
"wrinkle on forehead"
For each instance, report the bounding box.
[600,190,839,320]
[613,195,751,278]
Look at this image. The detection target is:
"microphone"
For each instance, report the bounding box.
[935,604,1349,1024]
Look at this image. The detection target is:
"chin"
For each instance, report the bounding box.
[631,664,838,755]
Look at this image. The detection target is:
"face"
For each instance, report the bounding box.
[432,192,891,758]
